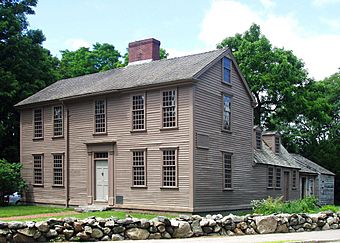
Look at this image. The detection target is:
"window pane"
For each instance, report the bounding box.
[53,154,63,185]
[95,100,106,133]
[132,95,145,130]
[223,95,231,130]
[33,155,43,185]
[256,131,262,149]
[223,57,231,69]
[34,109,43,138]
[162,90,176,128]
[275,168,281,188]
[132,151,145,186]
[224,68,230,83]
[223,57,231,83]
[53,106,63,136]
[268,167,274,188]
[162,150,177,187]
[223,153,232,189]
[275,136,280,153]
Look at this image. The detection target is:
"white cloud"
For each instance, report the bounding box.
[198,0,340,79]
[65,38,91,50]
[312,0,340,6]
[167,47,210,58]
[260,0,276,9]
[320,17,340,30]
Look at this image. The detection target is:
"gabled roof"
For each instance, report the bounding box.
[290,154,335,176]
[254,142,300,169]
[15,48,255,108]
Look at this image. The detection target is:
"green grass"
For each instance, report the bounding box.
[0,205,73,218]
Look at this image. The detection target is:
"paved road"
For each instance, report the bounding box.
[118,229,340,243]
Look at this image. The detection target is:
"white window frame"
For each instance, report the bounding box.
[131,94,146,131]
[33,154,44,186]
[33,108,43,139]
[94,99,107,134]
[53,105,63,137]
[223,152,233,190]
[275,167,282,188]
[161,89,177,129]
[53,153,64,186]
[131,149,147,187]
[161,148,178,188]
[222,94,232,131]
[268,166,274,188]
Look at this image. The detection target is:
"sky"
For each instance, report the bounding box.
[27,0,340,80]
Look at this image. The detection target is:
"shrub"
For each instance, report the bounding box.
[319,205,339,213]
[251,196,318,215]
[0,159,27,206]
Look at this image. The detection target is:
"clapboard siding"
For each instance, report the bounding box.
[21,85,193,211]
[21,105,66,205]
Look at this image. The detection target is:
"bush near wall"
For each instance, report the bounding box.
[0,211,339,242]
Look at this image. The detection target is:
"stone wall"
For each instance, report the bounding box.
[0,212,339,242]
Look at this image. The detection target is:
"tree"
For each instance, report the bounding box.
[0,0,60,162]
[0,159,27,205]
[217,24,308,126]
[59,43,123,79]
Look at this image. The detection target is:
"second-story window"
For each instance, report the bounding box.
[275,167,281,188]
[275,136,280,153]
[223,57,231,83]
[162,90,176,128]
[132,95,145,130]
[95,100,106,133]
[33,108,43,139]
[222,95,231,131]
[53,106,63,137]
[256,130,262,149]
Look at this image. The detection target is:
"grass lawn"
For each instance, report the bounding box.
[0,205,175,222]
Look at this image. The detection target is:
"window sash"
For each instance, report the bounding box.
[132,95,145,130]
[53,154,64,186]
[268,167,274,188]
[53,106,63,137]
[162,149,177,187]
[256,131,262,149]
[94,100,106,133]
[222,95,231,131]
[223,152,232,189]
[33,155,43,185]
[275,168,281,188]
[162,90,177,128]
[33,109,43,138]
[292,170,297,189]
[132,150,146,186]
[223,57,231,83]
[275,136,280,153]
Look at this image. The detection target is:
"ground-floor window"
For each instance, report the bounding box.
[33,154,43,185]
[53,154,64,186]
[223,152,232,189]
[132,150,146,187]
[162,149,177,188]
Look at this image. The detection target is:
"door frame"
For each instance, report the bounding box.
[86,142,115,206]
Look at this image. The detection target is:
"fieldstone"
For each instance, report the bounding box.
[322,223,330,230]
[35,222,49,233]
[63,229,74,239]
[0,236,6,243]
[191,219,203,236]
[5,234,12,241]
[13,233,34,243]
[101,235,110,241]
[33,230,41,240]
[46,229,58,238]
[173,221,193,238]
[179,215,191,221]
[306,217,313,224]
[73,222,83,232]
[140,219,150,229]
[8,222,26,229]
[171,219,179,227]
[234,228,244,235]
[213,224,222,233]
[330,224,339,229]
[226,230,235,236]
[289,217,298,226]
[55,225,64,233]
[237,222,248,230]
[149,233,162,239]
[125,228,150,240]
[104,220,115,227]
[47,218,63,227]
[303,223,312,229]
[296,228,305,232]
[17,227,36,237]
[225,222,236,231]
[166,226,174,235]
[317,220,325,227]
[327,217,336,225]
[212,214,223,220]
[84,225,92,234]
[157,216,171,226]
[309,214,319,223]
[111,234,124,241]
[298,216,306,224]
[64,217,76,225]
[76,231,90,241]
[311,223,318,229]
[149,226,157,233]
[192,215,202,220]
[53,235,66,242]
[208,219,217,227]
[0,222,8,229]
[255,216,277,234]
[202,226,213,234]
[229,214,245,223]
[154,221,164,227]
[0,229,10,235]
[276,224,289,233]
[103,227,111,234]
[161,232,172,239]
[200,219,209,227]
[157,224,166,233]
[245,228,256,235]
[221,216,232,225]
[91,228,104,239]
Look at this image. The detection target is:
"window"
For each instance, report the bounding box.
[94,100,106,133]
[223,152,232,189]
[132,150,146,187]
[275,167,281,188]
[53,154,64,186]
[292,170,297,189]
[162,149,177,187]
[132,95,145,130]
[223,57,231,83]
[268,167,274,188]
[275,136,280,153]
[53,106,63,137]
[162,90,176,128]
[256,130,262,149]
[33,109,43,138]
[33,155,43,185]
[222,95,231,131]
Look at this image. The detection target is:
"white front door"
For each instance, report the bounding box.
[95,160,108,201]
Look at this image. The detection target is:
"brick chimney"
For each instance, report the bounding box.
[128,38,160,65]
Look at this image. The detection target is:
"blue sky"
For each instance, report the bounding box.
[27,0,340,80]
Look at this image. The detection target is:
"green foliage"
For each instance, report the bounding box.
[59,43,123,79]
[0,0,60,162]
[319,205,340,213]
[251,196,318,215]
[217,24,308,126]
[0,159,27,206]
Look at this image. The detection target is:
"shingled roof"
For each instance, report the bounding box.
[16,48,231,107]
[290,154,335,176]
